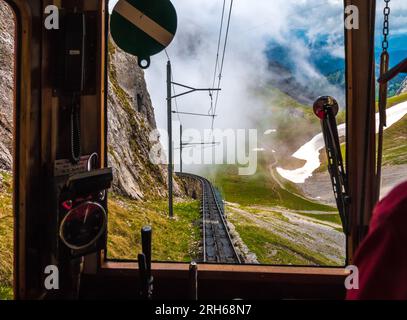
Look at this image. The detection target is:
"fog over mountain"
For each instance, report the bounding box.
[108,0,406,171]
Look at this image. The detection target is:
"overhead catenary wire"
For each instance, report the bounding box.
[209,0,227,116]
[175,143,219,151]
[211,0,234,131]
[165,1,232,135]
[164,0,234,175]
[164,46,222,173]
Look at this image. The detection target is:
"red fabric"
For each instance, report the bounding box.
[346,181,407,300]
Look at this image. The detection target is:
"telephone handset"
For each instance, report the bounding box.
[70,94,81,163]
[61,12,86,163]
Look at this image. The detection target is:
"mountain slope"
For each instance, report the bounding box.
[107,40,173,200]
[267,33,407,99]
[0,1,13,171]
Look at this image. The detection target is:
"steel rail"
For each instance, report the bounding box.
[208,181,241,263]
[177,172,240,264]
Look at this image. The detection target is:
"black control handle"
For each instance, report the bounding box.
[141,226,152,274]
[189,261,198,300]
[139,226,153,300]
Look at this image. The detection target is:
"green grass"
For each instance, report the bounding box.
[208,156,336,212]
[382,114,407,166]
[384,92,407,108]
[378,86,407,167]
[261,87,312,111]
[107,194,201,262]
[376,93,407,166]
[371,93,407,166]
[258,88,322,153]
[0,287,13,300]
[0,171,13,300]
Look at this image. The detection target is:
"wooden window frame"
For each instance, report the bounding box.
[97,0,369,300]
[8,0,376,299]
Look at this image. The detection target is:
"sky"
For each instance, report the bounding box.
[109,0,345,126]
[108,0,407,170]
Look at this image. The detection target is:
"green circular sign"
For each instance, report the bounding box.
[110,0,178,69]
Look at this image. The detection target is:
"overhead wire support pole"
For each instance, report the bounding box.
[167,60,174,219]
[166,63,221,220]
[180,124,183,173]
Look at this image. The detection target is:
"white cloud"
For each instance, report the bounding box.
[108,0,406,171]
[108,0,346,169]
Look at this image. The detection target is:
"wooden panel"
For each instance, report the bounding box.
[344,0,377,261]
[6,0,44,300]
[8,0,374,300]
[79,262,348,300]
[8,0,107,299]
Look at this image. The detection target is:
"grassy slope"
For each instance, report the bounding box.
[385,92,407,108]
[210,156,335,212]
[0,171,13,300]
[382,93,407,165]
[383,118,407,165]
[107,194,201,262]
[258,88,321,154]
[299,212,342,226]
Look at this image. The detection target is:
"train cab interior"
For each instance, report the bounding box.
[0,0,406,301]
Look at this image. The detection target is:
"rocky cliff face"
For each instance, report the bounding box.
[107,40,174,200]
[0,1,177,200]
[0,1,14,171]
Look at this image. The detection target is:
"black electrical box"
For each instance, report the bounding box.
[63,12,86,93]
[53,11,97,96]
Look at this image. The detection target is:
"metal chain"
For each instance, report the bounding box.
[382,0,391,51]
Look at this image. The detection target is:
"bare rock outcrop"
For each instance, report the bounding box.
[0,1,14,171]
[107,40,182,200]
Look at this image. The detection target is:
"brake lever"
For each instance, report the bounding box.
[314,97,350,235]
[139,226,153,300]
